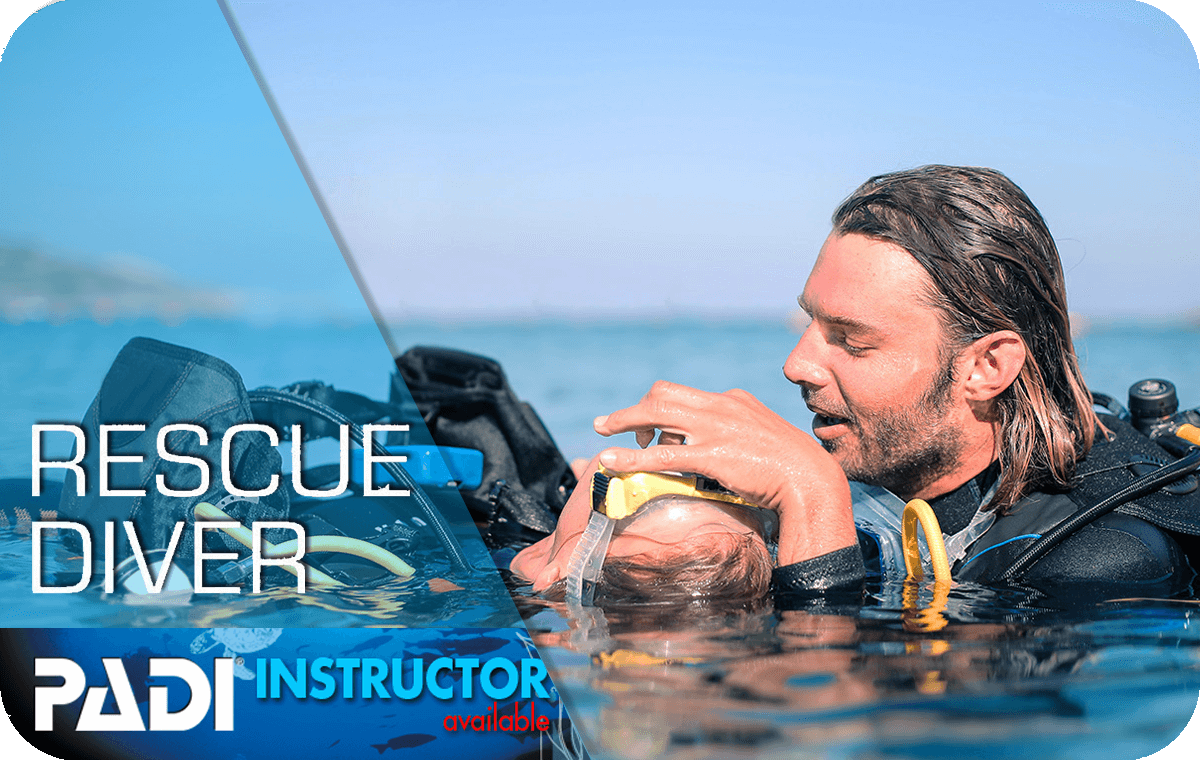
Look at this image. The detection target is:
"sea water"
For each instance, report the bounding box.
[7,317,1195,476]
[3,318,1200,757]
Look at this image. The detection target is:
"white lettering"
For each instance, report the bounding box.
[123,521,185,593]
[34,657,234,731]
[104,521,115,593]
[148,658,211,731]
[193,523,241,594]
[291,423,348,498]
[76,658,146,731]
[253,522,306,593]
[99,424,147,497]
[156,424,211,497]
[221,424,279,497]
[31,425,86,496]
[362,425,411,496]
[214,657,234,731]
[34,658,85,731]
[32,522,91,593]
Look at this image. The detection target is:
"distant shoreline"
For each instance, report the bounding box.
[3,313,1198,333]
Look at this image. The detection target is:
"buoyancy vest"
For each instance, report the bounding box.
[55,336,475,583]
[955,414,1200,584]
[852,414,1200,586]
[393,346,578,549]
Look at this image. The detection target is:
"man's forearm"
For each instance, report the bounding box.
[771,545,866,601]
[775,474,857,566]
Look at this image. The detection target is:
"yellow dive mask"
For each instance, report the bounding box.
[563,465,756,606]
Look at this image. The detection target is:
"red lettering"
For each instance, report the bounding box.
[441,700,553,734]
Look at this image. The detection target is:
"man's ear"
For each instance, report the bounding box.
[962,330,1026,402]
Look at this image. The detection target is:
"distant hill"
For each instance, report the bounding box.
[1,246,244,324]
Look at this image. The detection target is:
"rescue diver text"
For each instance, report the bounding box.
[31,519,308,594]
[31,422,410,498]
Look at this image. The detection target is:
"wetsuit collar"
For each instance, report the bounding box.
[927,461,1001,536]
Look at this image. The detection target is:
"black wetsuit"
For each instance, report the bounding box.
[772,415,1200,602]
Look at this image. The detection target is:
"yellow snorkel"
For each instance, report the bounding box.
[563,465,756,606]
[901,499,952,583]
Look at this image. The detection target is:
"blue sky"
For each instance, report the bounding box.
[0,0,366,322]
[1,1,1198,322]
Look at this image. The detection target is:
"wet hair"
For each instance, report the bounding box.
[538,530,773,607]
[594,531,773,605]
[831,165,1099,509]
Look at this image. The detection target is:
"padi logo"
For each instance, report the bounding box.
[35,657,234,732]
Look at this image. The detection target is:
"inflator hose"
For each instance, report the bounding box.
[999,446,1200,582]
[247,388,473,574]
[194,501,344,586]
[195,502,416,584]
[267,536,416,577]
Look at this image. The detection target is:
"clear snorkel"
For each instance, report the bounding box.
[563,492,616,606]
[563,465,759,607]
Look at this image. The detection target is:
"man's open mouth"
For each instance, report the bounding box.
[803,391,854,437]
[812,413,850,429]
[810,407,856,440]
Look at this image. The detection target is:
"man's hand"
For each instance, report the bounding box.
[593,381,856,565]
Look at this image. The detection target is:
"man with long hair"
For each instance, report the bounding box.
[592,165,1194,596]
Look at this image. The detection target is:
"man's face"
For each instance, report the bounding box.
[784,232,969,498]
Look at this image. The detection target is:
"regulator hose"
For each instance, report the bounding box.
[247,388,473,574]
[1000,445,1200,582]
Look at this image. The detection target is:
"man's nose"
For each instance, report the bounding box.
[783,324,831,389]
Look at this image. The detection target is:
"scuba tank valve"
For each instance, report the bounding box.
[1129,378,1200,442]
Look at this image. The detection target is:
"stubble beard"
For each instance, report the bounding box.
[818,360,966,499]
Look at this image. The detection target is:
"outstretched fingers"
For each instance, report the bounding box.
[583,380,857,565]
[597,440,701,474]
[594,380,712,439]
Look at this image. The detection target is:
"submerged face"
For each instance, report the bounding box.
[784,232,969,497]
[510,484,774,598]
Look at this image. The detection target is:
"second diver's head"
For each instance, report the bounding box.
[510,493,774,605]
